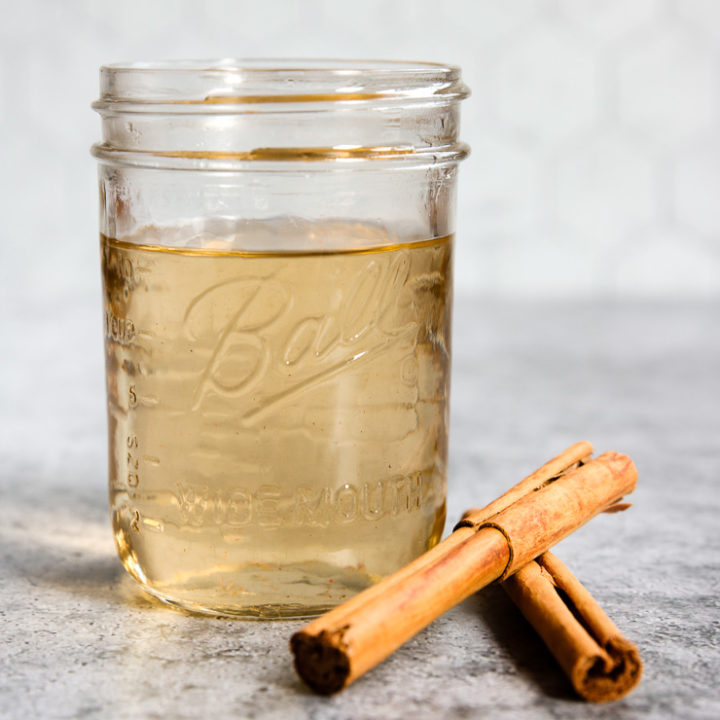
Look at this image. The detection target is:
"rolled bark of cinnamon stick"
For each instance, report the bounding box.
[291,527,509,694]
[458,440,594,528]
[290,445,637,695]
[502,552,642,702]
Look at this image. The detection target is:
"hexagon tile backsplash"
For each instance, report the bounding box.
[1,0,718,300]
[455,0,720,298]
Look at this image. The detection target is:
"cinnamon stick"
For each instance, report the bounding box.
[503,552,642,702]
[290,445,637,695]
[461,445,642,701]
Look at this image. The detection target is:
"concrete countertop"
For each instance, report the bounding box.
[1,299,718,719]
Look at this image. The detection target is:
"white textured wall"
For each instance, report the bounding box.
[1,0,719,300]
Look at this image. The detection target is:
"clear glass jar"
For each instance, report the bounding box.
[92,59,469,618]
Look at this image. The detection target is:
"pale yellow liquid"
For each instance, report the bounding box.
[102,221,452,618]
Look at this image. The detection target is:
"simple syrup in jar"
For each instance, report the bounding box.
[93,60,469,617]
[103,220,451,617]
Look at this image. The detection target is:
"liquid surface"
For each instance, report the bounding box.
[102,222,452,617]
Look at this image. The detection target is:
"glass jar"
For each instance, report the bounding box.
[92,59,469,618]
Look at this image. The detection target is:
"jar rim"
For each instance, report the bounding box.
[100,57,461,76]
[95,58,469,107]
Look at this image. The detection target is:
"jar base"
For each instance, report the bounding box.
[119,558,380,620]
[138,585,341,620]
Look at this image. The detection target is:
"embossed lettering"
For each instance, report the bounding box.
[103,245,136,285]
[393,473,422,514]
[256,484,282,528]
[293,486,332,527]
[176,483,210,527]
[340,260,381,342]
[185,253,418,423]
[105,308,135,345]
[362,480,386,520]
[172,476,428,529]
[334,484,358,521]
[226,489,252,526]
[283,318,322,366]
[184,278,289,408]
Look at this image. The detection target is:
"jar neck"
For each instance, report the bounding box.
[92,59,470,170]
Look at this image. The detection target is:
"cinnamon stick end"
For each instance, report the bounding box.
[574,637,643,703]
[290,629,351,695]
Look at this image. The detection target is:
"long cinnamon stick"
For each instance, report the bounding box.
[291,446,637,695]
[291,528,510,694]
[503,552,642,702]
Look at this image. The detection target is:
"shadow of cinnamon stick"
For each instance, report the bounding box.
[471,584,582,702]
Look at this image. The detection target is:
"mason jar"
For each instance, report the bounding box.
[92,59,469,618]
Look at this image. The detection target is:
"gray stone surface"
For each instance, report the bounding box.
[1,298,719,719]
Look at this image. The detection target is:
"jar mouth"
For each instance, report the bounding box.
[94,58,469,108]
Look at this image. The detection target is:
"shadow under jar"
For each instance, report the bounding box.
[92,59,469,618]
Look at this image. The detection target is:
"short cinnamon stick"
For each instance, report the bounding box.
[503,552,642,702]
[463,451,642,702]
[291,445,637,695]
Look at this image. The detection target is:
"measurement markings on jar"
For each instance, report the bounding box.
[127,385,159,408]
[141,516,164,532]
[138,393,159,407]
[126,434,140,487]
